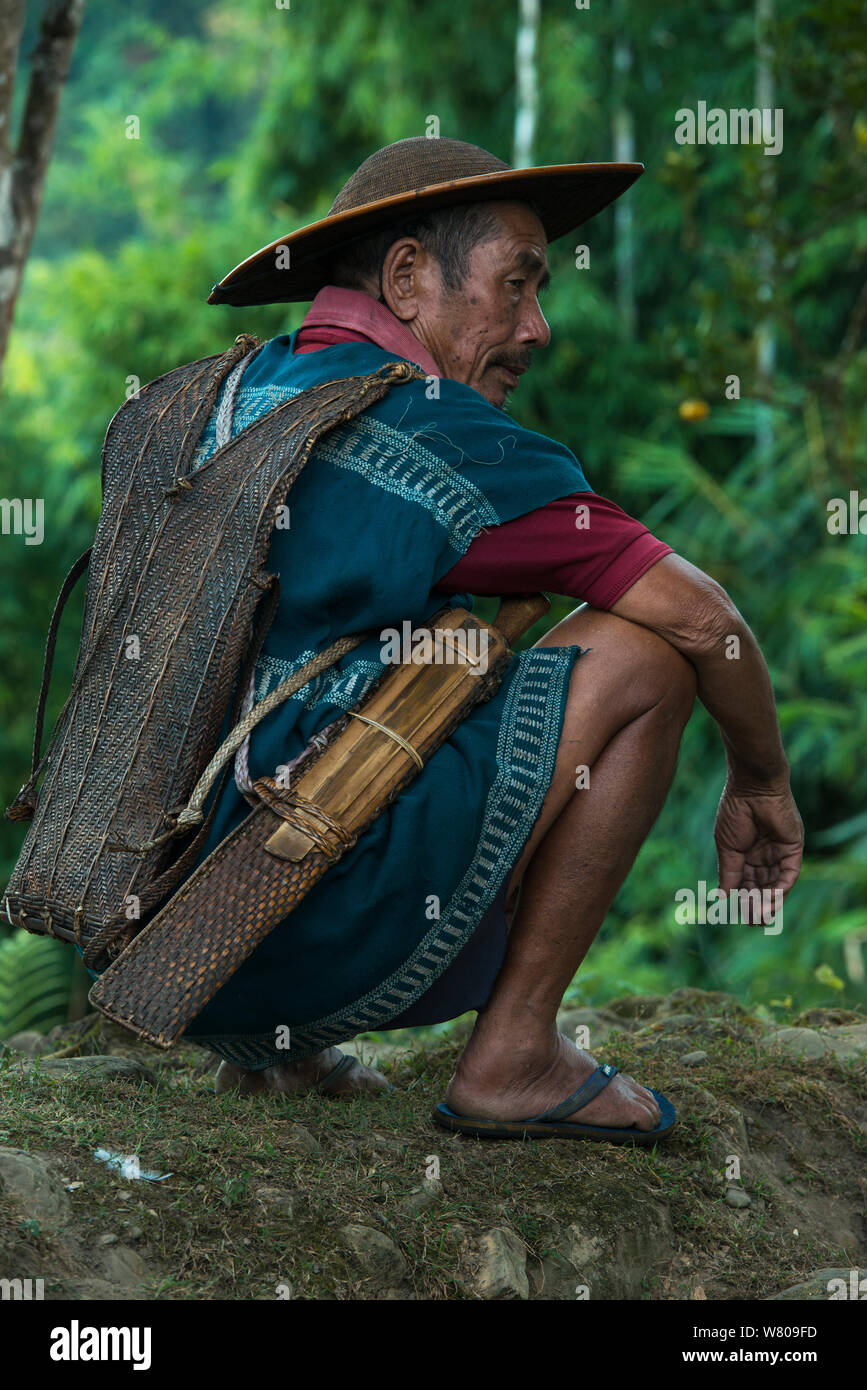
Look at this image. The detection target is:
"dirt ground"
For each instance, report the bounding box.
[0,988,865,1300]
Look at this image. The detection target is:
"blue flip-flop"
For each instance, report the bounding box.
[432,1063,675,1145]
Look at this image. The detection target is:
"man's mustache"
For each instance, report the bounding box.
[490,353,533,374]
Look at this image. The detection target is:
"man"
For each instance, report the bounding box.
[187,137,803,1141]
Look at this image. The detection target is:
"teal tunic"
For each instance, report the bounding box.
[171,333,590,1062]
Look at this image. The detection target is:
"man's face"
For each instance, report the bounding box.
[388,202,552,408]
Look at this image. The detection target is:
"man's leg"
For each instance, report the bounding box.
[446,603,697,1129]
[217,604,695,1107]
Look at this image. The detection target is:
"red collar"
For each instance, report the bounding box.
[297,286,441,378]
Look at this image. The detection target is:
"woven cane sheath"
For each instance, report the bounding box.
[3,349,423,958]
[89,596,549,1046]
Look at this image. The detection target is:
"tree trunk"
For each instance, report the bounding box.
[754,0,776,460]
[611,0,636,339]
[513,0,540,168]
[0,0,85,377]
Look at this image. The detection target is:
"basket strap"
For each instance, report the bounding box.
[5,546,92,821]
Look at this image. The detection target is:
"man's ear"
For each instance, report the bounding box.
[380,237,429,323]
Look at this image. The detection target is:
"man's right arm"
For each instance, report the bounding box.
[610,553,787,784]
[610,552,804,908]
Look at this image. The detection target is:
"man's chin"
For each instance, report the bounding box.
[478,382,511,409]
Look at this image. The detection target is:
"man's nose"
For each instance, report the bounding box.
[518,300,551,349]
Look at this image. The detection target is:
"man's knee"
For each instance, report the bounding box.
[545,606,697,724]
[638,625,697,720]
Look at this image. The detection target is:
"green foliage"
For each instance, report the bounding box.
[0,930,77,1037]
[1,0,865,1025]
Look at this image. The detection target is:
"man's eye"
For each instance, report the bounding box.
[507,279,524,290]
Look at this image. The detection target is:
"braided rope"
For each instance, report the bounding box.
[215,351,255,451]
[232,671,258,799]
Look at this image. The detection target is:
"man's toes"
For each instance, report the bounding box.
[214,1061,266,1096]
[335,1061,390,1095]
[621,1074,661,1113]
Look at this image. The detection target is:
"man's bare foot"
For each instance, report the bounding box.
[214,1045,390,1098]
[446,1031,661,1131]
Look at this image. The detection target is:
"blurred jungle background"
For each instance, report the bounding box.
[0,0,865,1038]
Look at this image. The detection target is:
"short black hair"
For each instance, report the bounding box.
[327,200,540,296]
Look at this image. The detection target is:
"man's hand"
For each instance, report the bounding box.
[714,779,804,923]
[612,554,804,917]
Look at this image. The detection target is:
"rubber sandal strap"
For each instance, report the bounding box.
[526,1064,619,1124]
[315,1053,357,1094]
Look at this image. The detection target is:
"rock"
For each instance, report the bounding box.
[725,1186,751,1209]
[815,1024,867,1062]
[475,1227,529,1300]
[540,1201,673,1300]
[254,1185,295,1217]
[760,1028,833,1061]
[0,1148,71,1232]
[340,1224,407,1283]
[657,1013,707,1031]
[793,1008,862,1029]
[682,1050,709,1066]
[18,1054,156,1084]
[1,1030,54,1057]
[96,1232,119,1246]
[604,994,667,1021]
[766,1268,866,1301]
[561,1222,605,1271]
[658,1038,696,1056]
[368,1132,404,1154]
[396,1178,443,1215]
[666,988,748,1017]
[99,1245,151,1288]
[287,1123,322,1156]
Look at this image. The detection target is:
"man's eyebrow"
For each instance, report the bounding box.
[512,248,551,289]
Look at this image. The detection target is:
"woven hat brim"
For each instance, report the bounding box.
[208,162,644,307]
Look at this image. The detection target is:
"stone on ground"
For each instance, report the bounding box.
[0,1147,71,1233]
[474,1227,530,1300]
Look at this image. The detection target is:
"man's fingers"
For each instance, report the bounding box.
[716,847,745,893]
[773,854,803,898]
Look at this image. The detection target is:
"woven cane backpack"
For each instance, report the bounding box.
[2,335,421,972]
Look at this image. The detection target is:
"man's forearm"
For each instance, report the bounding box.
[609,554,789,786]
[681,620,789,787]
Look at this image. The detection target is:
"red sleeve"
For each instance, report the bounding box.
[433,492,673,609]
